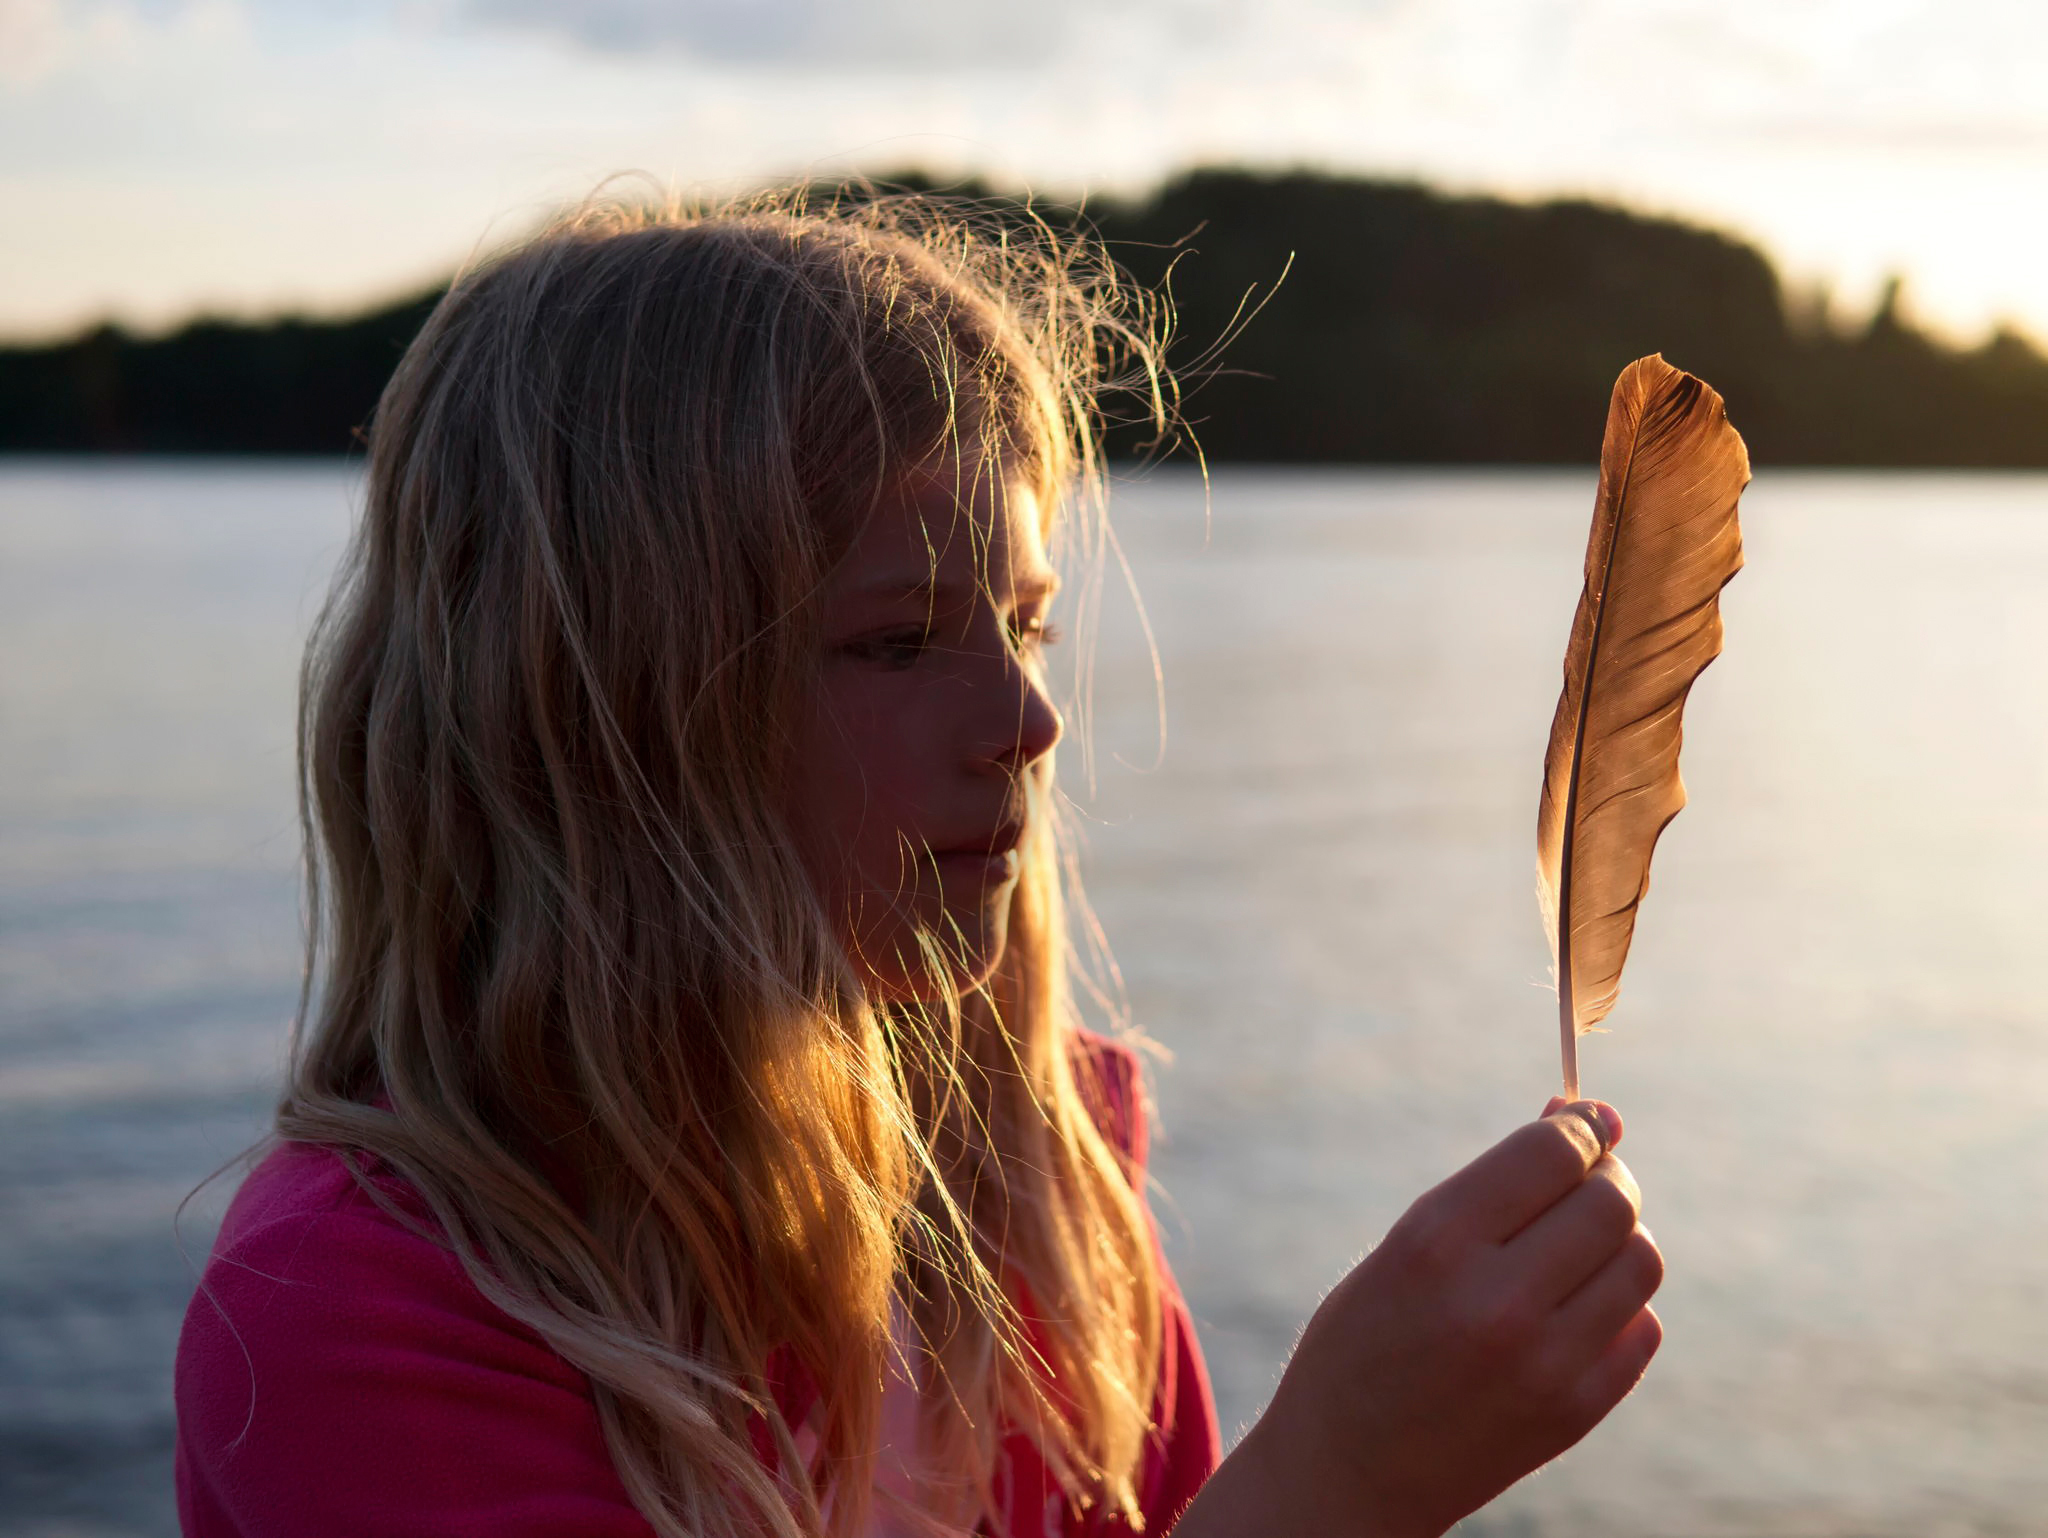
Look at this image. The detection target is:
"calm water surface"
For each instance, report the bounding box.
[5,461,2048,1536]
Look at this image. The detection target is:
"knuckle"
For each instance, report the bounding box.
[1551,1312,1667,1420]
[1582,1170,1641,1235]
[1625,1230,1666,1296]
[1599,1153,1643,1209]
[1637,1305,1666,1360]
[1578,1318,1662,1416]
[1586,1310,1664,1406]
[1534,1113,1602,1174]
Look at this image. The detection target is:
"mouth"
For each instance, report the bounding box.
[929,823,1026,888]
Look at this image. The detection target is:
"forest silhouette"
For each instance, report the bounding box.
[6,167,2047,465]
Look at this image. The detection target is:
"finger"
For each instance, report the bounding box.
[1419,1104,1622,1244]
[1501,1154,1643,1300]
[1552,1226,1664,1353]
[1571,1305,1662,1424]
[1560,1099,1624,1152]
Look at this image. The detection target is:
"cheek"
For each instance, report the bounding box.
[784,672,1019,1002]
[786,684,934,894]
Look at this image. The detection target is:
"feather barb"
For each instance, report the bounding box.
[1537,355,1748,1100]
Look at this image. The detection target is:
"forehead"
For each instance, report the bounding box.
[832,463,1053,589]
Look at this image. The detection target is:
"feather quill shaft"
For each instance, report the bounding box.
[1537,355,1748,1099]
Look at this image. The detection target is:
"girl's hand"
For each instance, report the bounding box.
[1172,1101,1662,1538]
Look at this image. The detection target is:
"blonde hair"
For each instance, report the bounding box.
[283,187,1173,1537]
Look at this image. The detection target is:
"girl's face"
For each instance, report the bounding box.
[788,460,1063,1002]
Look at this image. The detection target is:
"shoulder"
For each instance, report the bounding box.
[176,1141,652,1537]
[181,1139,532,1395]
[193,1137,445,1292]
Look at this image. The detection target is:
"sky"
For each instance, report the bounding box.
[5,0,2048,343]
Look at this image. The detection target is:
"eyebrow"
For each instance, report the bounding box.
[853,569,1061,604]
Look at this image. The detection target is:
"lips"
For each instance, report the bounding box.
[936,822,1024,859]
[930,823,1025,887]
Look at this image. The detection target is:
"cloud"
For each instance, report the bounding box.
[0,0,251,88]
[0,0,68,84]
[11,0,2048,341]
[459,0,1085,68]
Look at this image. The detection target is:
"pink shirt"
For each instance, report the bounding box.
[175,1037,1220,1537]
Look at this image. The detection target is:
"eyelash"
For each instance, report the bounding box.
[1012,616,1064,651]
[843,618,1062,669]
[845,628,932,669]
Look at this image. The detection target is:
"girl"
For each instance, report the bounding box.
[175,190,1662,1538]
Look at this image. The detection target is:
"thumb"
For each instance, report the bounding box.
[1539,1097,1623,1151]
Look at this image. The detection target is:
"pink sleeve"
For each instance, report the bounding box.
[1072,1035,1223,1533]
[1143,1293,1222,1532]
[175,1172,655,1538]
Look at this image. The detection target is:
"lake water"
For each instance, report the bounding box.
[6,461,2048,1536]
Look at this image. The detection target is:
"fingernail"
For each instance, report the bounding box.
[1562,1099,1623,1152]
[1542,1095,1567,1117]
[1587,1101,1624,1150]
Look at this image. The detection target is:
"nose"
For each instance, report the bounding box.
[973,649,1064,774]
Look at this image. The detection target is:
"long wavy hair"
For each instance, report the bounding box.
[282,187,1174,1537]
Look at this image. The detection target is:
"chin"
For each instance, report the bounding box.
[942,890,1015,993]
[858,895,1013,1005]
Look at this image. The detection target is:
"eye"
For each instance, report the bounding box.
[1010,614,1063,651]
[842,626,932,669]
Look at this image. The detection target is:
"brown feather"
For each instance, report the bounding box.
[1537,354,1749,1099]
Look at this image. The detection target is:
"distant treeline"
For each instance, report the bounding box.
[7,168,2048,464]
